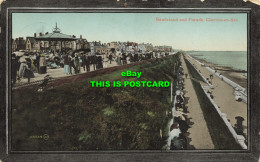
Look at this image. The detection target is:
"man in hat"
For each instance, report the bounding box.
[122,53,127,65]
[81,53,87,71]
[109,53,113,64]
[86,54,90,72]
[39,53,47,74]
[92,54,97,70]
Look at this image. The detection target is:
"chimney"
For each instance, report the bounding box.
[34,33,37,37]
[80,35,82,39]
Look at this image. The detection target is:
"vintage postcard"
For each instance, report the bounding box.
[0,0,259,161]
[10,12,248,151]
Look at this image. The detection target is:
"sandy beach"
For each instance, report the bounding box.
[191,56,247,90]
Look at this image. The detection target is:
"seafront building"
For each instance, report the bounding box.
[154,45,173,52]
[12,24,173,54]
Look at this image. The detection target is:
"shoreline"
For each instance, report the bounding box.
[190,56,247,89]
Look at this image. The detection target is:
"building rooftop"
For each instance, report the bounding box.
[35,23,77,41]
[27,37,36,44]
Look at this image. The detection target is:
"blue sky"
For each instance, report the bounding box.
[12,13,247,51]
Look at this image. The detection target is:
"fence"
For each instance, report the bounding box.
[166,87,177,150]
[202,87,247,149]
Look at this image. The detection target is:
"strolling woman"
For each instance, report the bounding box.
[23,57,35,83]
[63,55,71,75]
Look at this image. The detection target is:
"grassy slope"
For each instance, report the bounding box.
[184,54,241,149]
[11,54,181,151]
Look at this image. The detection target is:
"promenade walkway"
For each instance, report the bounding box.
[185,55,247,137]
[14,60,119,86]
[181,55,214,149]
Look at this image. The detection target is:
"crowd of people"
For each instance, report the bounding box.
[11,50,171,84]
[11,51,53,84]
[169,65,190,150]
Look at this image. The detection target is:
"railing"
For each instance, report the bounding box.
[205,66,247,103]
[202,87,247,149]
[166,81,177,150]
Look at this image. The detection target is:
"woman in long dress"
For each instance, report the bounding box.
[103,54,109,68]
[63,55,70,75]
[117,54,122,65]
[23,57,35,83]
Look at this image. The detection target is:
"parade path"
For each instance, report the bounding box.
[14,60,119,86]
[181,55,214,149]
[185,55,248,138]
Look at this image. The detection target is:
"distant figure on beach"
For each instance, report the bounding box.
[210,74,213,79]
[234,116,245,135]
[185,73,188,79]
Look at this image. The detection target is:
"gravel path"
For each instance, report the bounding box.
[14,61,119,86]
[181,55,215,149]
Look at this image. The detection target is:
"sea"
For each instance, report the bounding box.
[186,51,247,76]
